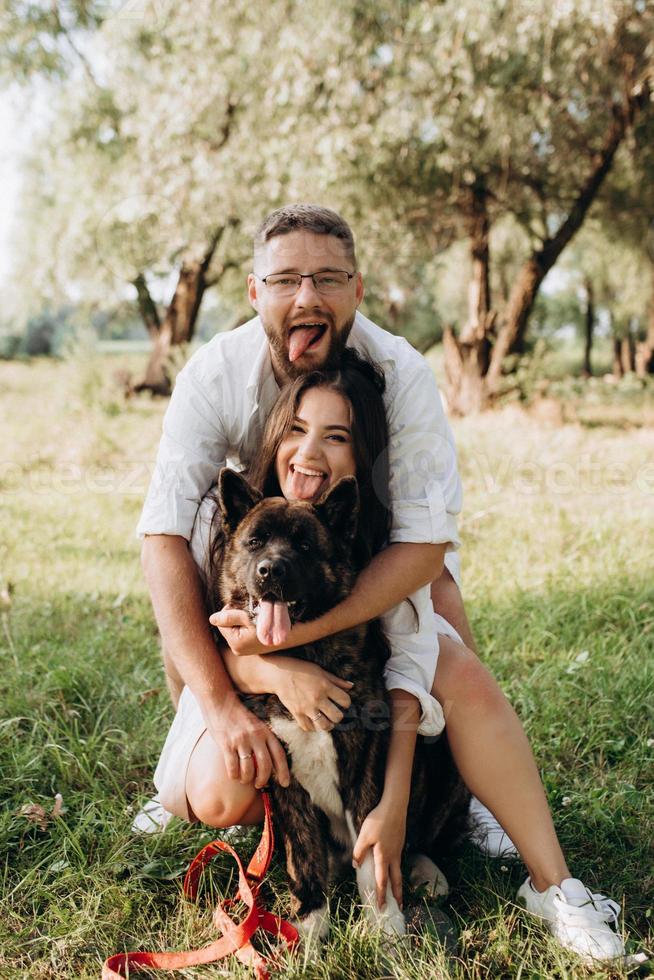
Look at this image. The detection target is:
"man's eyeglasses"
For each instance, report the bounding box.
[256,270,355,296]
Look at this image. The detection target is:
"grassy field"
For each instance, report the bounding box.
[1,349,653,979]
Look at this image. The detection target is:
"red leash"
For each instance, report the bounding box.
[103,792,299,979]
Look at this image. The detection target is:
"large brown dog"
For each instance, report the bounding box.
[211,467,469,942]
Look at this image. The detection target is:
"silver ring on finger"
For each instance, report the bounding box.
[239,752,254,760]
[310,712,323,722]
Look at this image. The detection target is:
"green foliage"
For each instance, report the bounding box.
[0,330,22,360]
[0,307,80,359]
[7,0,654,365]
[532,290,586,339]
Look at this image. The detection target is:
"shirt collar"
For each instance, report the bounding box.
[347,311,396,370]
[246,317,279,405]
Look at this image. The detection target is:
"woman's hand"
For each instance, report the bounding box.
[272,657,354,731]
[210,606,268,656]
[352,796,408,910]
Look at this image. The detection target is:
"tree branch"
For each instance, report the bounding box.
[204,256,246,289]
[206,97,239,152]
[132,273,161,336]
[52,2,103,90]
[200,218,241,280]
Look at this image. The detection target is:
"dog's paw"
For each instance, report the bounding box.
[361,897,406,939]
[293,904,330,947]
[408,853,449,898]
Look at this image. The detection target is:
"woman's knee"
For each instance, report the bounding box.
[434,636,507,714]
[189,783,261,828]
[185,733,261,828]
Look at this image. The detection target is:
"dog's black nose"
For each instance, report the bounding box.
[257,557,289,582]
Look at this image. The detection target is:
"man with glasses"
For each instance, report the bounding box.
[136,203,510,854]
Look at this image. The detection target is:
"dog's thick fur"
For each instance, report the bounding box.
[212,468,469,940]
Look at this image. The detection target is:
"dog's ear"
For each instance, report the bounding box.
[217,468,262,532]
[314,476,359,541]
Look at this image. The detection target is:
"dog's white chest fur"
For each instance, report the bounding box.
[269,718,348,835]
[269,715,410,940]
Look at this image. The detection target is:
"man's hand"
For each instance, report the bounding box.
[352,797,407,910]
[207,693,290,790]
[210,606,269,656]
[273,657,353,731]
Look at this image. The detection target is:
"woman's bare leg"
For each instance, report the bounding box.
[433,635,569,892]
[431,568,477,652]
[185,729,265,827]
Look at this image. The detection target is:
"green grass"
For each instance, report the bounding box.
[1,353,653,978]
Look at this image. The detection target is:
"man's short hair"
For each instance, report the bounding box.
[253,204,357,267]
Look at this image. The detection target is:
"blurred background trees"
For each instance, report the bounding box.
[2,0,653,409]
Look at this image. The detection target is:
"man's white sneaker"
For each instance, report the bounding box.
[467,796,520,859]
[131,794,174,834]
[517,876,625,963]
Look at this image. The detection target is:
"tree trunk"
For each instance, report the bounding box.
[443,182,495,414]
[133,261,207,395]
[612,335,623,377]
[620,328,636,374]
[636,266,654,376]
[636,320,654,376]
[132,227,227,396]
[485,96,642,394]
[133,273,161,336]
[582,276,594,377]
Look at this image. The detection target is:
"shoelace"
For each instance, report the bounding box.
[554,888,621,929]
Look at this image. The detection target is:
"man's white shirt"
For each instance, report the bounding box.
[137,311,463,735]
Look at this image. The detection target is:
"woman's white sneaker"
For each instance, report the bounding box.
[517,876,624,962]
[131,794,174,834]
[468,797,520,859]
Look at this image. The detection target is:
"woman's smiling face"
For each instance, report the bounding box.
[275,387,357,502]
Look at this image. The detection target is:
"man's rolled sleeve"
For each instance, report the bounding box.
[386,364,462,551]
[136,371,229,540]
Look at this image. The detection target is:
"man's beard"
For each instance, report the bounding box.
[262,313,356,382]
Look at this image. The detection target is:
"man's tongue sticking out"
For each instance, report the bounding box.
[256,599,291,646]
[288,324,324,362]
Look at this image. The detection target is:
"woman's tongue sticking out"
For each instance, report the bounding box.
[275,386,356,503]
[286,464,326,501]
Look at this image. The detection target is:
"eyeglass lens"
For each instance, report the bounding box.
[265,272,351,294]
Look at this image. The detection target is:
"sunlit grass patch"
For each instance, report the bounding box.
[1,355,652,976]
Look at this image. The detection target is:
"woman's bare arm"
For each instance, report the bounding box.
[222,647,353,732]
[352,690,420,908]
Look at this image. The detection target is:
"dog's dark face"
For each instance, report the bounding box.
[216,469,359,644]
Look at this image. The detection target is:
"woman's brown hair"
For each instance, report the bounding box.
[206,348,391,597]
[248,347,391,568]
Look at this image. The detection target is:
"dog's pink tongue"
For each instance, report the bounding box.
[288,326,322,362]
[256,599,292,646]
